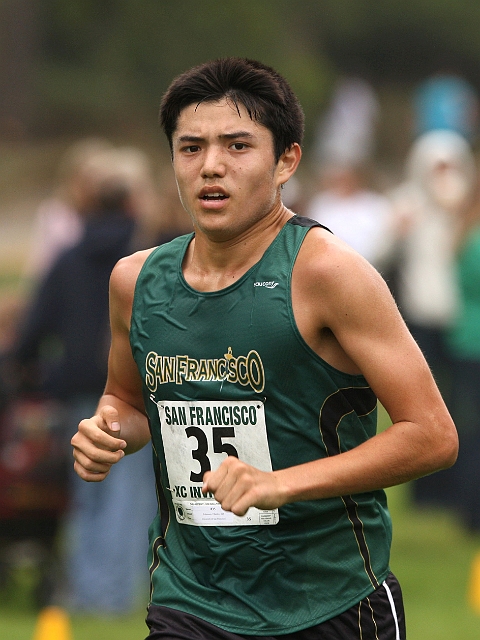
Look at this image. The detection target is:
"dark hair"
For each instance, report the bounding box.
[159,57,304,163]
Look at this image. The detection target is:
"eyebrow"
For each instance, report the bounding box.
[176,131,255,144]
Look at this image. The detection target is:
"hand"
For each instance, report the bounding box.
[202,457,285,516]
[71,405,127,482]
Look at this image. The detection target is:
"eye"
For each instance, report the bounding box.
[231,142,248,151]
[181,144,201,154]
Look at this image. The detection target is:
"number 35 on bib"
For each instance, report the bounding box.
[156,399,279,527]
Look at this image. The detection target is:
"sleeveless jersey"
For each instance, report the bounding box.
[130,216,392,635]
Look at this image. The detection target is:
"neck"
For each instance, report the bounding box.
[183,204,293,292]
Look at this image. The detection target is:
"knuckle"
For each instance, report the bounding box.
[78,418,90,431]
[101,405,118,420]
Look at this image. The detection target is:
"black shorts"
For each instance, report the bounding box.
[145,572,406,639]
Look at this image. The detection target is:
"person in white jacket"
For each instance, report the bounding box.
[388,129,476,508]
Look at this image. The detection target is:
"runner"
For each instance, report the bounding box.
[71,58,458,639]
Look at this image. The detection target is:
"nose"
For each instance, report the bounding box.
[201,145,226,179]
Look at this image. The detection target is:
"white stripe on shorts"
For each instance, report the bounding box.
[382,580,400,640]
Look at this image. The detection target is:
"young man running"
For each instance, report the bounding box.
[71,58,458,639]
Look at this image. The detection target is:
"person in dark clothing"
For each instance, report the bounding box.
[16,202,135,399]
[13,147,157,614]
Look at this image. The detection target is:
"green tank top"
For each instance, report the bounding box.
[130,216,392,635]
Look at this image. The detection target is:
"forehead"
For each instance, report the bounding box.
[174,99,271,141]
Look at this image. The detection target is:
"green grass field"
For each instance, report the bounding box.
[1,486,479,640]
[389,484,480,639]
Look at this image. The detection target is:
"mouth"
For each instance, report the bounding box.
[198,187,230,210]
[200,192,229,202]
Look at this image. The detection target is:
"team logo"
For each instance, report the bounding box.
[253,281,279,288]
[145,347,265,393]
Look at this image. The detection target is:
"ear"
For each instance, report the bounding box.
[276,143,302,188]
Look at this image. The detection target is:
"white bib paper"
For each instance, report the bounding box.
[156,399,279,526]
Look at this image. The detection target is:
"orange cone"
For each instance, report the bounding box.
[468,552,480,614]
[32,606,73,640]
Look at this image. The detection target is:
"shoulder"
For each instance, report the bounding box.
[294,226,395,327]
[109,248,156,327]
[296,225,377,284]
[110,248,155,290]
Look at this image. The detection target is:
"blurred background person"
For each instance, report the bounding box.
[306,73,396,273]
[130,161,192,252]
[312,75,380,168]
[387,129,477,509]
[445,180,480,533]
[413,69,479,144]
[23,137,113,283]
[305,161,396,272]
[10,145,158,615]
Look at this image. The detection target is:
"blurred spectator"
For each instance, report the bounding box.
[23,137,113,281]
[305,162,396,271]
[388,130,476,509]
[446,186,480,532]
[312,76,380,167]
[307,75,395,272]
[130,162,192,251]
[413,71,479,143]
[12,146,158,614]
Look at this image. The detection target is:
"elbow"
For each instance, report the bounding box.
[435,424,459,471]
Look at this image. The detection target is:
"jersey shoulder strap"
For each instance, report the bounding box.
[287,214,332,233]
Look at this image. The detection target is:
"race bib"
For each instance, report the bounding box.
[155,399,279,526]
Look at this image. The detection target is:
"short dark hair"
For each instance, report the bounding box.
[159,57,304,163]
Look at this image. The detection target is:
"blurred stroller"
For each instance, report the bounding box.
[0,390,69,608]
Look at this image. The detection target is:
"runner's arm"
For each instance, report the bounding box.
[71,252,152,482]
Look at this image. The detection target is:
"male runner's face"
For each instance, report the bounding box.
[172,99,284,241]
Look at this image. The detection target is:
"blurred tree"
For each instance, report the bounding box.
[302,0,480,82]
[32,0,333,143]
[3,0,480,155]
[0,0,39,140]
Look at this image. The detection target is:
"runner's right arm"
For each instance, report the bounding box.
[71,250,153,482]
